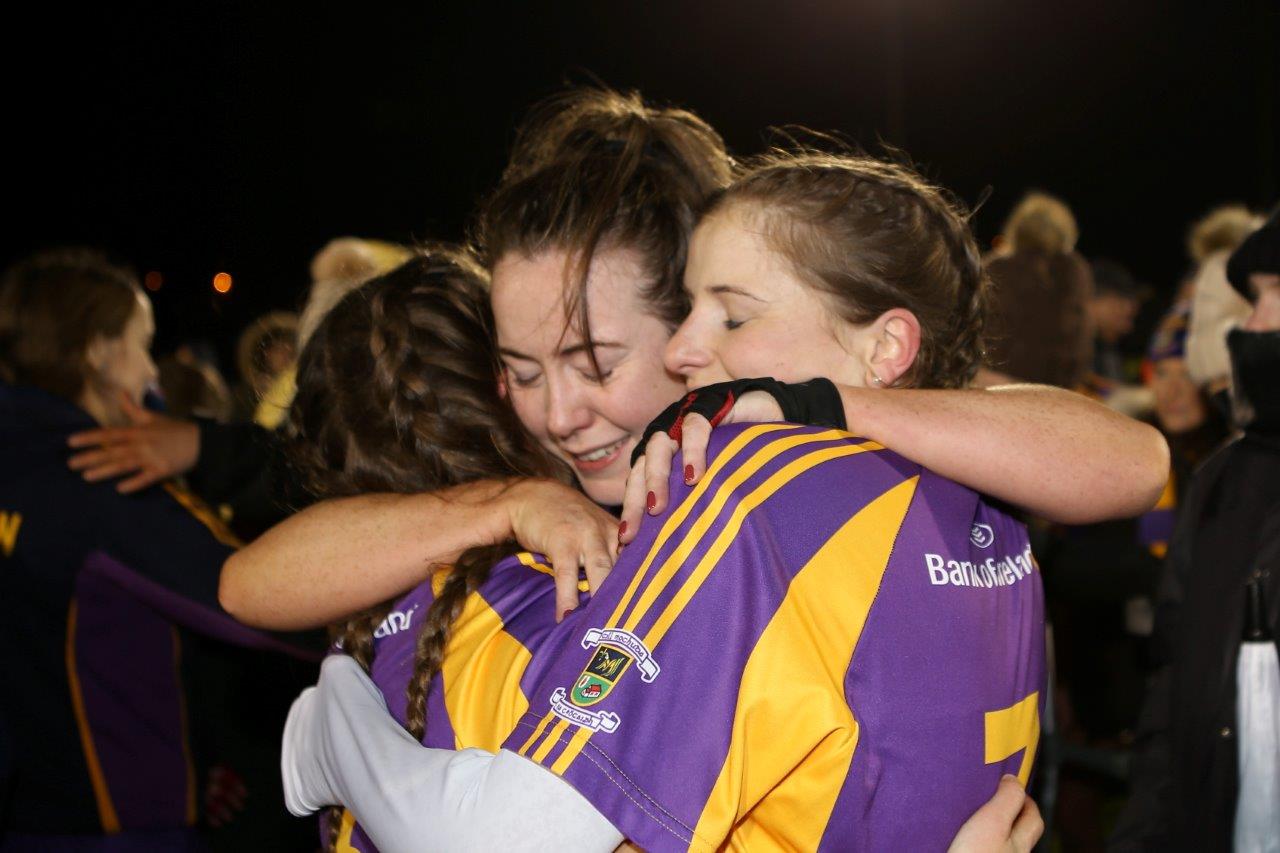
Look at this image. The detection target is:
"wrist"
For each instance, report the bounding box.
[498,477,553,542]
[836,383,877,439]
[443,477,531,546]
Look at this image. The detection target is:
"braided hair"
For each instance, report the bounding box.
[286,247,568,849]
[704,149,990,389]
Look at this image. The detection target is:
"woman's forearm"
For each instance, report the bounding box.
[843,383,1170,524]
[219,480,514,630]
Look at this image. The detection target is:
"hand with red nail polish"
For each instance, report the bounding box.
[620,386,790,550]
[503,478,617,621]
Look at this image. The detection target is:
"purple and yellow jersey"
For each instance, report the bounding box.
[503,424,1046,852]
[335,551,577,852]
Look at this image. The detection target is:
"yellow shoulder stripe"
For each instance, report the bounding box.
[694,476,919,850]
[605,425,799,628]
[642,441,880,650]
[543,439,885,781]
[617,428,870,635]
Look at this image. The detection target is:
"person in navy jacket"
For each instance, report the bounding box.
[0,249,314,851]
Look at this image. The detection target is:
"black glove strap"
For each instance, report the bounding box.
[630,377,847,466]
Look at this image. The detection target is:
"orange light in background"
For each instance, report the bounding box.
[212,272,233,294]
[143,271,163,291]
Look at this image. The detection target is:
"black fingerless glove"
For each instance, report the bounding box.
[630,377,847,465]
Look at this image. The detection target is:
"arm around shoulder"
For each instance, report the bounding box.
[219,480,515,630]
[841,383,1169,524]
[219,476,619,631]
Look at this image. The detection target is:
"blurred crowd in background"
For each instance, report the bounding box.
[2,183,1278,852]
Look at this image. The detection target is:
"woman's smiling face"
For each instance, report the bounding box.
[491,246,686,506]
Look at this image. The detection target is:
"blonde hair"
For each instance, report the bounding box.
[1187,205,1262,264]
[235,311,298,393]
[300,238,413,350]
[1001,192,1079,255]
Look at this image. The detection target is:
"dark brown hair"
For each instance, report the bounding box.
[705,150,990,389]
[287,247,567,849]
[0,248,143,400]
[473,87,733,369]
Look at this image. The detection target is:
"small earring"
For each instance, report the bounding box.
[870,374,884,387]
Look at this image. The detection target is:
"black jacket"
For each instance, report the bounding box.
[0,383,317,840]
[1111,431,1280,852]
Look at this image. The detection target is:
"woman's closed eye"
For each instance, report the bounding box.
[576,366,615,384]
[723,318,745,331]
[503,364,542,388]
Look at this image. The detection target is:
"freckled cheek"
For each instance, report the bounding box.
[746,323,809,380]
[716,327,766,378]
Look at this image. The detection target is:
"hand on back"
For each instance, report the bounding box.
[618,389,782,546]
[67,392,200,493]
[504,478,622,620]
[947,776,1044,853]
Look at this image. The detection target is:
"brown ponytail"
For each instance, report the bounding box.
[473,87,733,370]
[287,246,568,849]
[705,149,991,389]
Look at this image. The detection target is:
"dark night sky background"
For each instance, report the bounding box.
[6,1,1276,374]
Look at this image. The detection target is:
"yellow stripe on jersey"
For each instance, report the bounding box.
[547,441,884,780]
[642,442,881,650]
[517,551,590,593]
[606,425,800,628]
[517,712,558,757]
[335,808,358,851]
[619,429,864,635]
[693,476,919,851]
[532,719,571,764]
[162,483,243,549]
[551,725,594,776]
[65,601,121,833]
[433,568,535,752]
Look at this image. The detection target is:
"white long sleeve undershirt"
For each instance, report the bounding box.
[282,654,624,853]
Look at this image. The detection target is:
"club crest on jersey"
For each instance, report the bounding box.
[570,644,632,706]
[970,523,995,549]
[560,627,659,720]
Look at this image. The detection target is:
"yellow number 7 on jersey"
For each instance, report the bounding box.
[984,692,1040,786]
